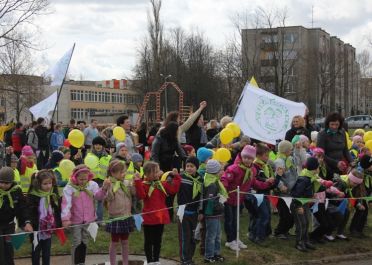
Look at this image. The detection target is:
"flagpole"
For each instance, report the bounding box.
[232,81,248,119]
[51,43,76,122]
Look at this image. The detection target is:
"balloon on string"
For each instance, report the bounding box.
[226,122,241,138]
[215,148,231,162]
[68,129,84,148]
[84,154,99,169]
[366,140,372,152]
[364,131,372,143]
[220,128,234,144]
[63,139,71,148]
[59,159,75,179]
[113,126,126,141]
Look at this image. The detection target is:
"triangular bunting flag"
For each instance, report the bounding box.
[33,232,39,251]
[254,194,264,207]
[348,198,357,207]
[177,205,186,223]
[282,197,293,212]
[311,202,319,214]
[268,195,279,208]
[325,199,329,210]
[365,197,372,202]
[133,214,144,231]
[11,234,27,250]
[87,222,99,242]
[55,228,67,245]
[249,76,259,88]
[337,199,348,215]
[297,198,313,205]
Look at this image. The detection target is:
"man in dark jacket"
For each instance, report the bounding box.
[35,118,49,169]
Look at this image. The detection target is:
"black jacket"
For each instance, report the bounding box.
[178,172,203,213]
[0,184,30,229]
[203,182,224,217]
[285,126,310,142]
[35,125,49,150]
[151,135,186,171]
[27,186,62,230]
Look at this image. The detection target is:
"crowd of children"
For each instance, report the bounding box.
[0,126,372,265]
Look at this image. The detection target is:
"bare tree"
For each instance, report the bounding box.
[357,49,372,77]
[0,0,49,48]
[0,38,43,121]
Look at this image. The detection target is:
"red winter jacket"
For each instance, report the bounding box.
[12,129,25,152]
[135,175,181,225]
[221,161,272,206]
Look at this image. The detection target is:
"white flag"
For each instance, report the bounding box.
[234,83,306,144]
[44,44,75,87]
[87,222,99,242]
[29,91,57,122]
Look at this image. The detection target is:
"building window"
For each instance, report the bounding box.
[262,35,278,43]
[98,92,103,102]
[71,108,85,120]
[135,95,142,104]
[94,91,98,102]
[283,50,297,60]
[105,92,110,103]
[0,97,5,106]
[123,94,127,104]
[284,33,298,44]
[285,82,295,93]
[127,95,134,104]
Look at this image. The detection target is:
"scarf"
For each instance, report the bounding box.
[254,158,274,179]
[143,180,167,197]
[277,153,294,170]
[300,168,321,193]
[320,164,327,179]
[238,163,252,184]
[68,182,93,197]
[204,173,228,198]
[92,149,107,159]
[184,172,202,199]
[326,128,338,135]
[30,189,59,210]
[110,177,130,197]
[0,185,21,209]
[364,171,372,189]
[198,163,206,174]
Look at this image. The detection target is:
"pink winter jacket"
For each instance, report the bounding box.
[61,181,107,224]
[221,162,272,206]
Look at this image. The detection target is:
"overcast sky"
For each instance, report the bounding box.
[35,0,372,80]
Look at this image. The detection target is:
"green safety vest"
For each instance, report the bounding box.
[340,175,353,197]
[89,153,112,181]
[125,161,144,180]
[20,164,37,193]
[14,168,20,184]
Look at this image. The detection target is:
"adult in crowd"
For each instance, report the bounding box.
[77,120,86,131]
[27,121,38,153]
[151,121,187,220]
[116,115,137,155]
[316,112,354,180]
[284,115,310,142]
[186,113,208,151]
[207,116,241,148]
[84,119,99,151]
[137,122,148,157]
[206,119,219,141]
[0,120,14,142]
[305,115,320,132]
[50,124,65,151]
[161,101,207,143]
[11,122,26,158]
[148,122,161,137]
[35,118,49,169]
[63,119,76,138]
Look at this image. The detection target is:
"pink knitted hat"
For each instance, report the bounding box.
[21,145,34,157]
[352,135,363,143]
[241,145,256,158]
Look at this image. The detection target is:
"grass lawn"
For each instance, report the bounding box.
[14,210,372,265]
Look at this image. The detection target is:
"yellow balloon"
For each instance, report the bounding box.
[84,154,99,170]
[363,131,372,143]
[215,148,231,162]
[68,129,84,148]
[161,171,172,181]
[220,128,234,145]
[226,122,241,138]
[347,140,352,150]
[113,126,126,141]
[59,159,75,180]
[366,140,372,152]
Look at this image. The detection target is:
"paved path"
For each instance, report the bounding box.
[15,254,179,265]
[330,259,372,265]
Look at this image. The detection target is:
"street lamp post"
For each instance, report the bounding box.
[160,74,172,116]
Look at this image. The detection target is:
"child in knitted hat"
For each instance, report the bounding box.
[115,143,131,164]
[61,165,110,265]
[0,167,33,264]
[273,140,297,239]
[350,135,364,161]
[18,145,38,193]
[292,135,309,175]
[177,156,203,265]
[203,159,226,263]
[290,157,323,251]
[197,147,213,177]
